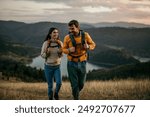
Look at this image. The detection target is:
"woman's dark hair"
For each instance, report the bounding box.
[44,27,59,41]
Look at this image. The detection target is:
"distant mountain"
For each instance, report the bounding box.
[0,21,68,47]
[0,20,94,47]
[0,20,150,66]
[86,27,150,57]
[93,21,150,28]
[0,20,26,30]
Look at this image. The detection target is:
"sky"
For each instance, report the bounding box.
[0,0,150,24]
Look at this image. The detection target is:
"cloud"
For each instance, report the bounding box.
[14,0,71,4]
[83,6,117,13]
[0,0,150,24]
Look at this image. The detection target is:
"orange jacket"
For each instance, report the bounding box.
[63,32,96,62]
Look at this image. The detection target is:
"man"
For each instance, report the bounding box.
[63,20,96,100]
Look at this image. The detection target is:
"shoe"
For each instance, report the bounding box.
[48,96,53,100]
[48,94,53,100]
[54,93,59,100]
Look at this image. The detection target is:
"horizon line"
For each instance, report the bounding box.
[0,19,150,26]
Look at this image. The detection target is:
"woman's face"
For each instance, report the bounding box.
[50,29,59,39]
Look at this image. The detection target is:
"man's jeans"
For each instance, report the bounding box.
[67,61,86,100]
[44,64,62,99]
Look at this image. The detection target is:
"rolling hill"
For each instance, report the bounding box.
[0,20,150,66]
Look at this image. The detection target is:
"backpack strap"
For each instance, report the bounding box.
[48,40,61,48]
[81,30,85,45]
[69,30,89,61]
[49,45,59,48]
[81,30,89,60]
[46,40,62,58]
[69,33,76,47]
[69,30,85,47]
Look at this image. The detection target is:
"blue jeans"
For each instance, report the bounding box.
[44,64,62,98]
[67,61,86,100]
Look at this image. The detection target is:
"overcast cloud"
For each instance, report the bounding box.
[0,0,150,24]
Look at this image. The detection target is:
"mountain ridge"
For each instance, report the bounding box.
[93,21,150,28]
[1,20,150,28]
[0,20,150,66]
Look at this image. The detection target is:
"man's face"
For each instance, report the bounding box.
[69,24,79,36]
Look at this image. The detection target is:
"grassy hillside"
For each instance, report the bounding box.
[0,79,150,100]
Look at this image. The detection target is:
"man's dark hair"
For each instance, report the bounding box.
[68,20,79,28]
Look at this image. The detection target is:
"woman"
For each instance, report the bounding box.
[41,27,63,100]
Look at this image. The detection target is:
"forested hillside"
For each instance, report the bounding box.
[0,57,45,82]
[86,27,150,57]
[0,38,39,63]
[0,57,149,82]
[86,61,150,81]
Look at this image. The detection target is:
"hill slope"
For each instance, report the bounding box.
[0,20,149,66]
[87,61,150,80]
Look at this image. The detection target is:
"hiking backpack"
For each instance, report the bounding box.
[69,30,89,60]
[47,40,62,58]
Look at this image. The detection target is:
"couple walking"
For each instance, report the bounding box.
[41,20,96,100]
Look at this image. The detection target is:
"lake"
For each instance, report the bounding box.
[133,56,150,62]
[28,55,102,76]
[28,54,150,77]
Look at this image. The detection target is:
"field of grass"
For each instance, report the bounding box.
[0,79,150,100]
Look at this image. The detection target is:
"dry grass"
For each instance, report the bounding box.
[81,79,150,100]
[0,79,150,100]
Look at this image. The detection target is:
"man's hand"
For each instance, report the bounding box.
[83,43,89,50]
[68,47,75,53]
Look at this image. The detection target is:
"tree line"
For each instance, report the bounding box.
[0,58,45,82]
[1,57,150,82]
[86,61,150,81]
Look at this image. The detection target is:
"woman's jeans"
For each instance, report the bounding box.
[44,64,62,99]
[67,61,86,100]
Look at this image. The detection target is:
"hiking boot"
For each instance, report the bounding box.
[54,93,59,100]
[48,94,53,100]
